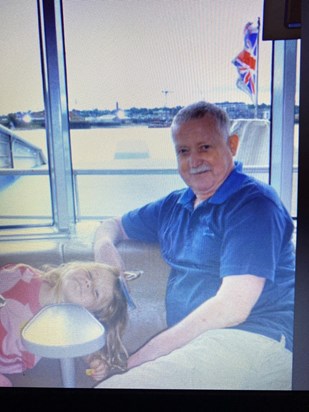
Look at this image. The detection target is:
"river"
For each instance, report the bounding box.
[0,124,299,223]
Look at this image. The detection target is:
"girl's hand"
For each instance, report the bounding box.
[86,357,110,381]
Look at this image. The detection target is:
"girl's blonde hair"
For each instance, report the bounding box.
[40,261,129,373]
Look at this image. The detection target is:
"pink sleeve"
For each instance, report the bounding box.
[0,264,41,374]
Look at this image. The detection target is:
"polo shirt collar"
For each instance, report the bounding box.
[178,161,247,207]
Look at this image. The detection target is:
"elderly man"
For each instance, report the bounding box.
[93,101,295,390]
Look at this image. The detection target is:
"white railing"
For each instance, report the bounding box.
[0,124,47,168]
[0,165,299,223]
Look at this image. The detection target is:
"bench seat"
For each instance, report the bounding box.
[0,222,169,387]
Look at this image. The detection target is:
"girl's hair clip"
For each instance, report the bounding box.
[0,294,6,308]
[118,276,136,310]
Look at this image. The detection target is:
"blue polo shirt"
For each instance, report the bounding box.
[122,163,295,350]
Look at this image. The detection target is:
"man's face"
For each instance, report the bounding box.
[172,115,238,202]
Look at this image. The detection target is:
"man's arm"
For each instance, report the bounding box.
[94,217,129,270]
[128,274,265,369]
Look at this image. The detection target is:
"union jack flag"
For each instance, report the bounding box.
[232,21,259,104]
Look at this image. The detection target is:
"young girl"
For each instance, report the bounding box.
[0,261,132,387]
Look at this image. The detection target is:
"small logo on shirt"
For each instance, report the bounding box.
[202,226,215,237]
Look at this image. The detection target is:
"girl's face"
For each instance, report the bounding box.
[59,267,113,312]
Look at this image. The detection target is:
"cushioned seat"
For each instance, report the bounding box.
[1,222,170,387]
[0,239,63,267]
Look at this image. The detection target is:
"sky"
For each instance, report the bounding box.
[0,0,273,114]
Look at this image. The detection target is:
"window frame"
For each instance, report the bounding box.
[270,39,298,214]
[38,0,76,234]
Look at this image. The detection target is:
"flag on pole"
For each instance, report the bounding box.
[232,21,259,105]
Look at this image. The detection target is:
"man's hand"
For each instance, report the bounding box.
[126,274,266,369]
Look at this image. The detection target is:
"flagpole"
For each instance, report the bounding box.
[255,17,260,118]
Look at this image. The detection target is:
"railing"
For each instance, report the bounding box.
[0,165,299,224]
[0,124,47,168]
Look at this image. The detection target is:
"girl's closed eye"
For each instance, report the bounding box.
[87,271,99,298]
[85,271,97,299]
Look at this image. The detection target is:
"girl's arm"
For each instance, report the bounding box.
[83,352,111,381]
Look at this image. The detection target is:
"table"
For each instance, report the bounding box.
[21,303,105,387]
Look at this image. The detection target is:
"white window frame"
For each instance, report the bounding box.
[270,39,298,214]
[38,0,75,233]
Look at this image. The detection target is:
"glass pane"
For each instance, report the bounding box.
[62,0,272,218]
[76,174,184,218]
[0,175,52,226]
[0,0,52,227]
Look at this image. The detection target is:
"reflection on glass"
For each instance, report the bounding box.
[0,0,51,227]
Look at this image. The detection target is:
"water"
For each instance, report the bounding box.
[0,126,184,222]
[15,126,177,167]
[0,124,299,224]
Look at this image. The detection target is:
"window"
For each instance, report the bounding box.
[0,0,299,233]
[0,0,52,228]
[62,0,275,220]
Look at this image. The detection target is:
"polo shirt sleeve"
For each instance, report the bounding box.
[121,198,163,243]
[219,195,294,281]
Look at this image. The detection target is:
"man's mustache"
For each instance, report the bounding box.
[189,166,211,175]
